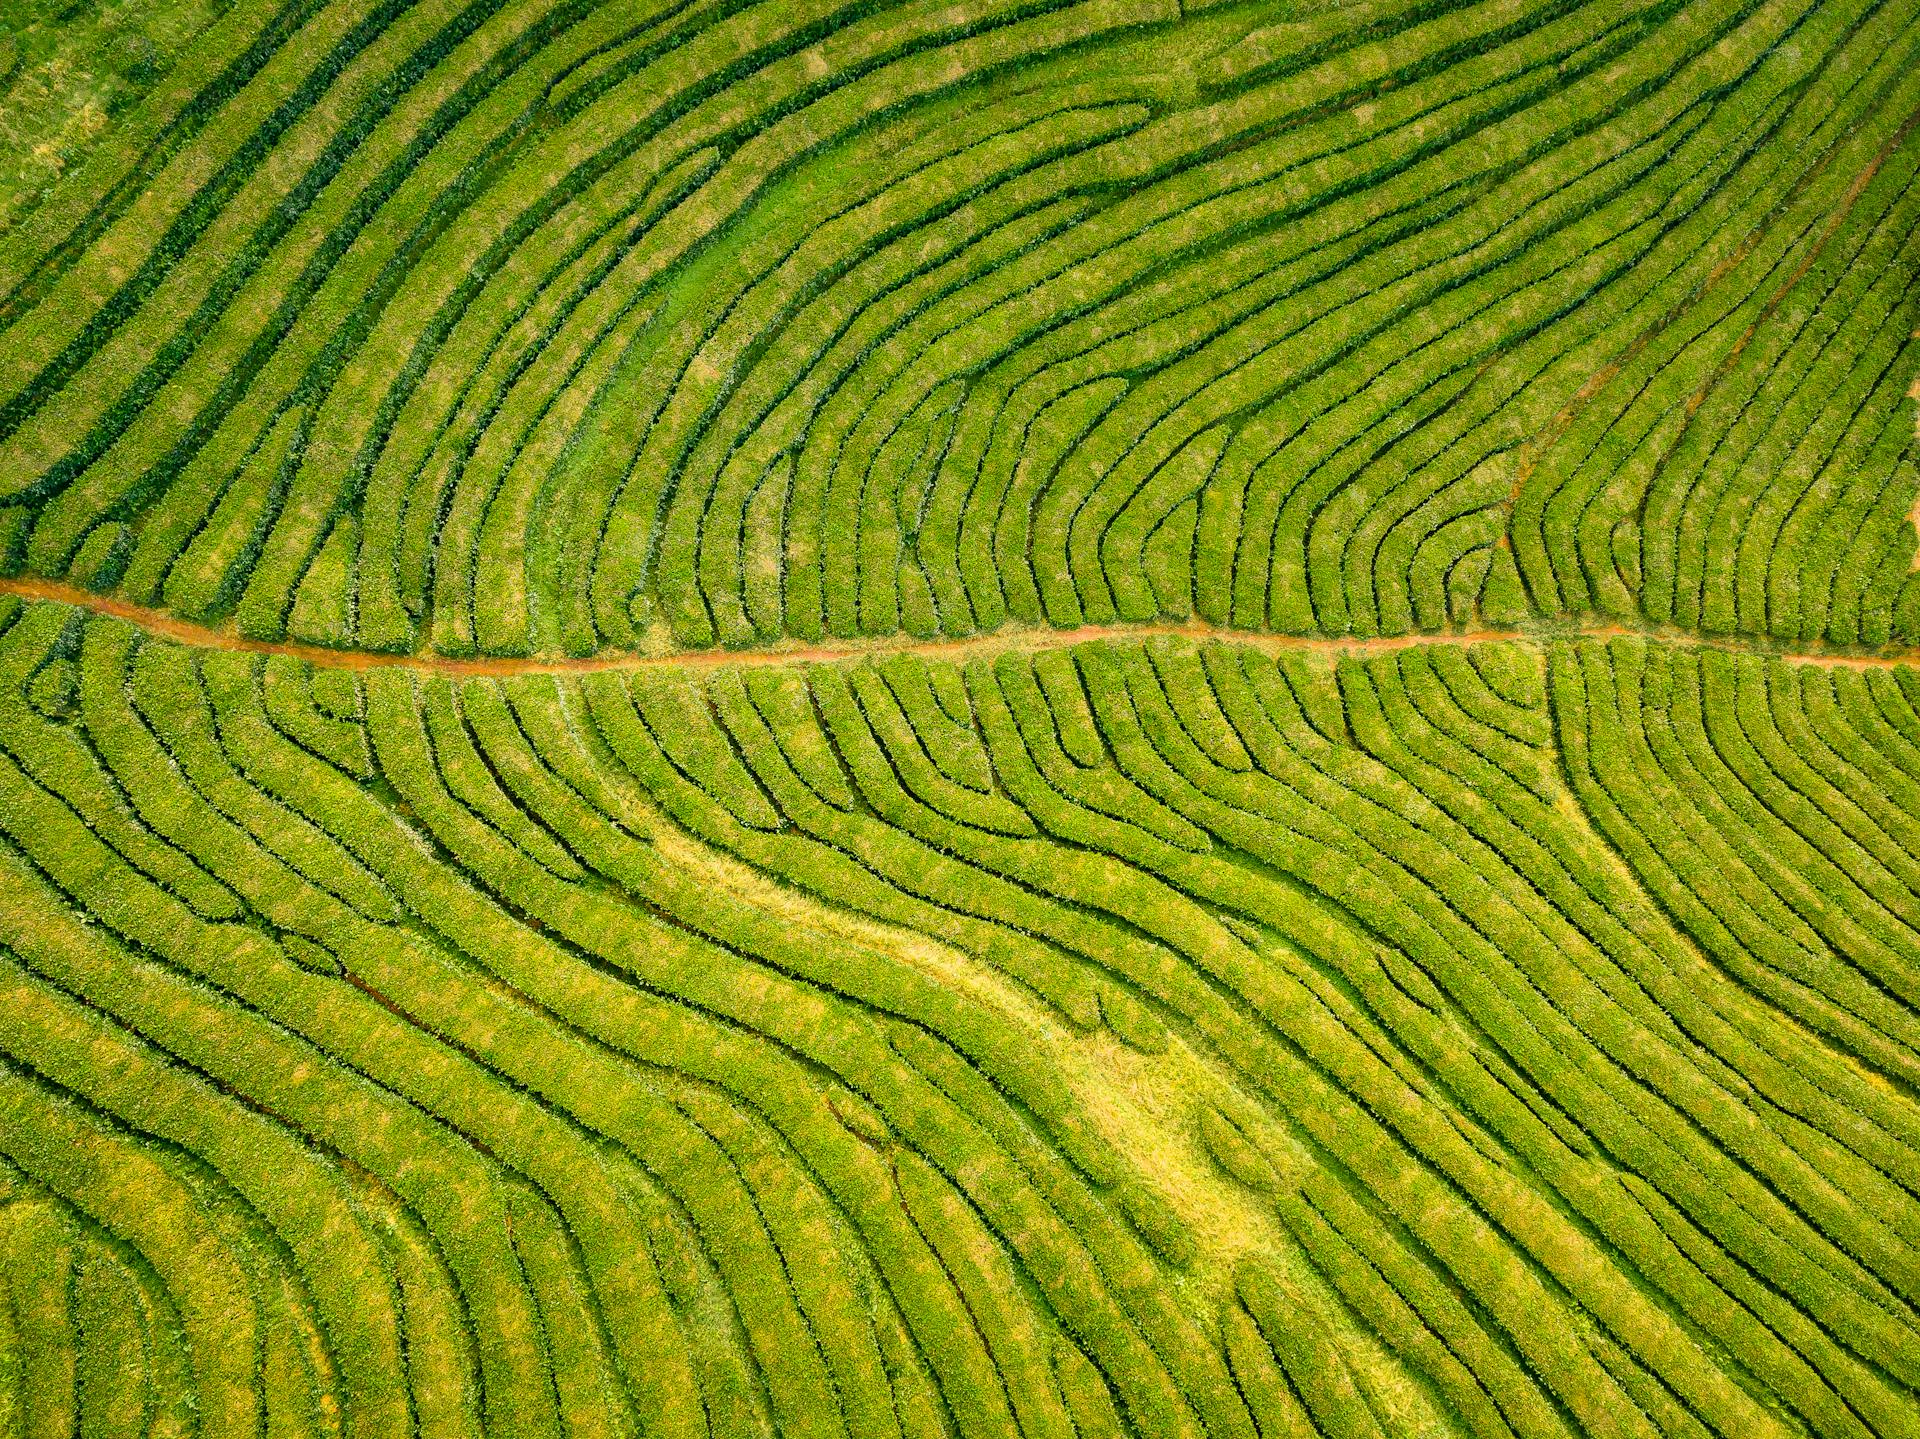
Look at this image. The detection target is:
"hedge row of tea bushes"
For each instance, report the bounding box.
[0,0,1915,659]
[0,0,234,241]
[2,0,1918,1428]
[2,591,1915,1434]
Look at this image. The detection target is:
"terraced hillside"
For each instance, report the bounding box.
[1,0,1918,1434]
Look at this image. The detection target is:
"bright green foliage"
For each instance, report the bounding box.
[0,0,1917,1435]
[4,605,1919,1436]
[0,0,1914,654]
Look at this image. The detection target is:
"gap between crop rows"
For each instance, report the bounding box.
[4,572,1917,674]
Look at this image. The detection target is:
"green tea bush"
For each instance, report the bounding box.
[3,0,1920,1427]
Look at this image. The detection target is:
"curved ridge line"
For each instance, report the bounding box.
[2,574,1914,672]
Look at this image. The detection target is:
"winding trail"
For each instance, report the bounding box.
[5,573,1917,673]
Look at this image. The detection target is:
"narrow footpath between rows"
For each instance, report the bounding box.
[5,573,1916,674]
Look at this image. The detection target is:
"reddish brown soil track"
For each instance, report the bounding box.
[3,574,1916,673]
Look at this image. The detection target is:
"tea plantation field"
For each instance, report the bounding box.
[1,0,1918,1434]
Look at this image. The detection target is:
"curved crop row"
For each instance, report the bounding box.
[0,0,1914,657]
[2,0,1917,1431]
[2,592,1915,1433]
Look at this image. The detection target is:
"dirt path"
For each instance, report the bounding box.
[4,573,1916,673]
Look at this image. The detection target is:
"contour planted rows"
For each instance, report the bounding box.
[4,599,1920,1435]
[0,0,1917,1435]
[0,0,1917,655]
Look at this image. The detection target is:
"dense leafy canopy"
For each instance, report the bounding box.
[1,0,1917,1435]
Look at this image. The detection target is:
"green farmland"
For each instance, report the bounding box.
[1,0,1918,1432]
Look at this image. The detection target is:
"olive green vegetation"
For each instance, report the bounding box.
[0,0,1917,1435]
[0,0,230,237]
